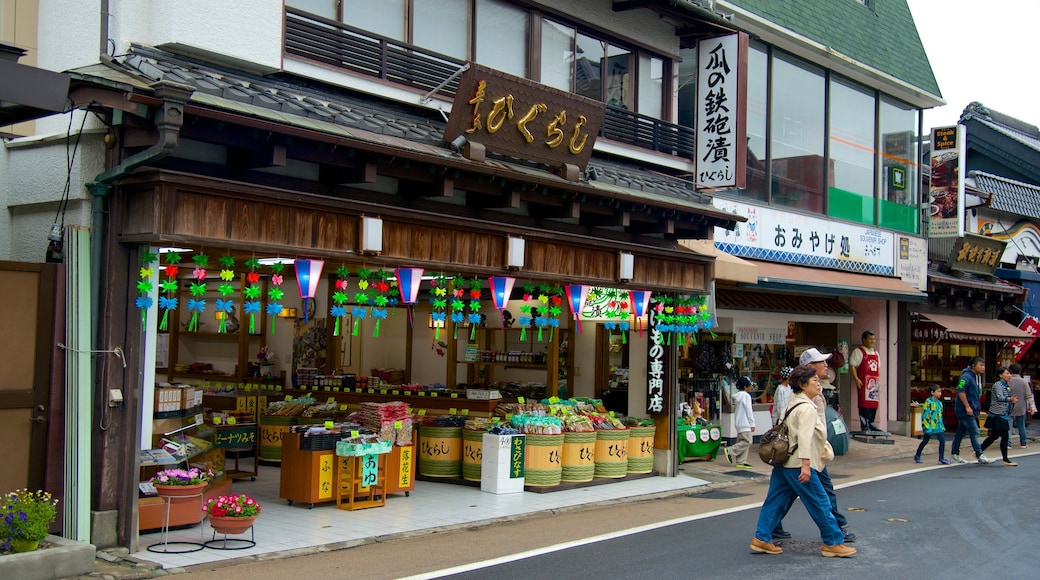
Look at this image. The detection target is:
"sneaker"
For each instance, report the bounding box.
[821,543,857,558]
[1002,460,1018,466]
[951,454,968,464]
[977,453,995,464]
[722,445,732,464]
[913,456,922,463]
[841,528,857,543]
[1021,444,1028,448]
[939,458,951,465]
[750,538,783,555]
[736,463,754,469]
[772,529,792,540]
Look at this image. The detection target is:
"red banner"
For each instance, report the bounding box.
[1007,315,1040,361]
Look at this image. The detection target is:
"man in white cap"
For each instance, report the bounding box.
[772,348,856,543]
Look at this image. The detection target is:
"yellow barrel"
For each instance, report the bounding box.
[418,425,462,478]
[524,433,564,486]
[594,429,630,478]
[626,425,656,473]
[462,428,484,481]
[561,431,596,482]
[259,415,297,462]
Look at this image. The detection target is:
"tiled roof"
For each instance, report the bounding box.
[723,0,940,97]
[971,171,1040,219]
[116,44,720,212]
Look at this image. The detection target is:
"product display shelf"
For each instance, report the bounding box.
[279,432,339,508]
[336,453,387,511]
[283,388,502,417]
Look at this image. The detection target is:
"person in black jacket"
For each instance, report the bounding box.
[950,357,995,464]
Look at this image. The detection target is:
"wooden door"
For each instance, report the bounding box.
[0,262,56,493]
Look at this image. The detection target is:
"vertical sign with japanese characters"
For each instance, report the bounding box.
[928,125,966,238]
[697,33,747,188]
[511,435,526,479]
[646,298,666,414]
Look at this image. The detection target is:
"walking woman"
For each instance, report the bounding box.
[750,365,857,558]
[980,366,1018,466]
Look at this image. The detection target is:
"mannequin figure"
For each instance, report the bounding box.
[849,330,881,432]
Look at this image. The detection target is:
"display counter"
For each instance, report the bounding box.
[677,423,722,462]
[284,388,502,417]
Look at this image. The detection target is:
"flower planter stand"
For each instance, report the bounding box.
[204,515,257,550]
[146,485,206,554]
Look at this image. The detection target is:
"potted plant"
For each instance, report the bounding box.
[203,494,262,535]
[149,467,213,497]
[1,489,59,553]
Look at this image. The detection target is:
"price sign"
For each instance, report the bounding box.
[213,425,256,448]
[227,417,237,425]
[518,397,525,404]
[449,408,457,415]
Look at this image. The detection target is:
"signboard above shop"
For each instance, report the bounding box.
[948,232,1007,276]
[696,33,748,189]
[443,63,606,171]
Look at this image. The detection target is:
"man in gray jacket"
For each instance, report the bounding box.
[1007,363,1035,448]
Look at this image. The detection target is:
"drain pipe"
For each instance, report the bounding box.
[84,80,193,548]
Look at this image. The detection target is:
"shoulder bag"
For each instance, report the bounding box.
[758,402,808,466]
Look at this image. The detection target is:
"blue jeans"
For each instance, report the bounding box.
[951,415,982,456]
[755,466,844,546]
[915,432,946,460]
[1014,414,1028,445]
[775,466,846,530]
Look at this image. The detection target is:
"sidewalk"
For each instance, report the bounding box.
[71,429,1030,579]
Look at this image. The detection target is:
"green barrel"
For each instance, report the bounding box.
[626,425,656,473]
[259,415,297,462]
[524,433,564,486]
[418,425,462,478]
[561,431,597,482]
[462,428,484,481]
[594,429,630,478]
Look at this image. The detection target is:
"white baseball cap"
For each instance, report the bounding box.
[799,347,832,365]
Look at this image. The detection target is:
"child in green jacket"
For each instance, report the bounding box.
[915,384,950,465]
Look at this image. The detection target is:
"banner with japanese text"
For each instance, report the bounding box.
[696,33,747,188]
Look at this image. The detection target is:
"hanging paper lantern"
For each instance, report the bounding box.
[488,276,516,329]
[630,290,652,338]
[564,284,590,334]
[294,258,325,325]
[396,267,424,327]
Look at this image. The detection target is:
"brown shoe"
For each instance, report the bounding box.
[750,538,783,555]
[821,543,857,558]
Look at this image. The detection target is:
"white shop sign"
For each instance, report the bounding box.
[712,199,895,276]
[734,326,786,345]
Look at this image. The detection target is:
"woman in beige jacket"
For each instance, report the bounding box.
[750,365,856,558]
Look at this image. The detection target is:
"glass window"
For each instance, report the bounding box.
[540,20,575,91]
[414,0,469,60]
[879,98,920,233]
[475,0,528,77]
[676,47,697,129]
[343,0,406,41]
[575,33,604,102]
[828,78,876,224]
[287,0,338,20]
[770,54,825,213]
[637,54,662,118]
[605,43,633,109]
[743,43,768,203]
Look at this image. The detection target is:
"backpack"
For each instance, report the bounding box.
[758,402,808,466]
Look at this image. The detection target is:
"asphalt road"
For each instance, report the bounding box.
[419,457,1040,580]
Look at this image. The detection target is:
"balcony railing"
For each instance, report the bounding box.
[284,7,695,159]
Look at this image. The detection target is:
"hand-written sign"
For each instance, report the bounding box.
[213,425,257,448]
[948,233,1006,275]
[444,63,605,171]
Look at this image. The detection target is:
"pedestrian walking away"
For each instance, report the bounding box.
[915,384,949,464]
[950,357,994,465]
[1007,363,1035,447]
[729,377,757,469]
[979,366,1018,466]
[750,365,856,558]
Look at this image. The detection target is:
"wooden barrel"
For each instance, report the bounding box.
[259,415,297,462]
[594,429,630,478]
[561,431,596,482]
[418,425,462,478]
[523,433,564,486]
[626,425,656,473]
[462,429,484,481]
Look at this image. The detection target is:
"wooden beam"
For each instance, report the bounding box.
[228,144,287,169]
[580,210,630,227]
[468,190,521,210]
[530,200,581,220]
[613,1,649,12]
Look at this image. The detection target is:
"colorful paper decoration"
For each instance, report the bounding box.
[330,265,350,336]
[564,284,590,334]
[395,267,424,327]
[488,276,516,329]
[352,267,372,336]
[158,252,181,332]
[655,294,714,344]
[630,290,652,337]
[240,256,263,335]
[187,253,209,332]
[266,261,286,334]
[518,283,535,342]
[294,259,324,325]
[428,273,449,340]
[533,284,563,342]
[371,269,392,337]
[467,278,483,340]
[136,249,158,330]
[449,276,466,340]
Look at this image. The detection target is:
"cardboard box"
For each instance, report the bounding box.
[154,387,182,413]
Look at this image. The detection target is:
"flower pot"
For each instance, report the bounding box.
[10,538,40,553]
[208,514,258,535]
[153,482,207,497]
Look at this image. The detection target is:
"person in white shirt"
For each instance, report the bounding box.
[725,376,756,469]
[771,367,794,426]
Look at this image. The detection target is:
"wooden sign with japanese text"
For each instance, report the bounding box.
[948,233,1007,276]
[444,63,606,170]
